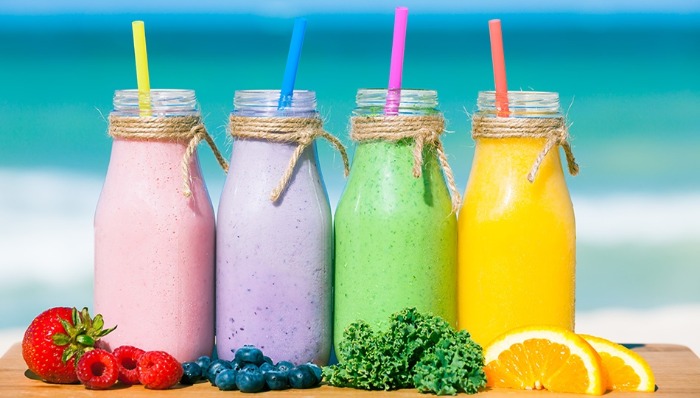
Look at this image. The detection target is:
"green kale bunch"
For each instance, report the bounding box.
[323,308,486,395]
[413,330,486,395]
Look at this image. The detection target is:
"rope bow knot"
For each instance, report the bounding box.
[108,115,229,198]
[471,115,579,182]
[351,115,462,212]
[229,115,350,202]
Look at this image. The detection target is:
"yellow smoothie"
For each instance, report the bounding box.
[457,92,576,346]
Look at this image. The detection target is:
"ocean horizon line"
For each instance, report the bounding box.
[1,12,699,32]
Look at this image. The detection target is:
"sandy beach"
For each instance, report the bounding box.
[3,304,699,359]
[576,304,700,356]
[0,328,23,357]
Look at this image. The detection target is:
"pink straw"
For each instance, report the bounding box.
[386,6,409,115]
[489,19,510,117]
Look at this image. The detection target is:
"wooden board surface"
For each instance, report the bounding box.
[2,343,699,397]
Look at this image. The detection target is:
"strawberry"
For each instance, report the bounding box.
[75,349,118,389]
[22,307,116,384]
[138,351,183,390]
[112,345,145,385]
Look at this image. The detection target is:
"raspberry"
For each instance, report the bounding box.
[137,351,183,390]
[112,345,145,385]
[75,349,118,390]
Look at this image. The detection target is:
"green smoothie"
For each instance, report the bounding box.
[334,96,458,356]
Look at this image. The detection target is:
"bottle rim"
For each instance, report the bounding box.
[233,90,317,116]
[112,89,198,116]
[357,88,438,95]
[355,88,439,116]
[477,90,561,117]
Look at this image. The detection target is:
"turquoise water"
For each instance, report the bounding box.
[1,13,699,329]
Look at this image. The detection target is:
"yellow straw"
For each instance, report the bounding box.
[132,21,151,116]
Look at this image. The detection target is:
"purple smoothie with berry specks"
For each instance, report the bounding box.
[216,90,332,365]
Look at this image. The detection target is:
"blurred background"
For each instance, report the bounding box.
[1,1,699,354]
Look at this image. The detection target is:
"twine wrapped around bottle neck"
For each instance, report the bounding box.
[350,115,461,212]
[108,115,229,198]
[471,115,580,182]
[229,115,350,202]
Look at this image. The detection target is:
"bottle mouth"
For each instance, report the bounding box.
[354,88,439,116]
[233,90,318,117]
[477,91,561,117]
[112,89,199,117]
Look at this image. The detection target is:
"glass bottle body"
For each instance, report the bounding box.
[216,90,332,365]
[334,89,458,356]
[94,89,215,362]
[457,91,576,346]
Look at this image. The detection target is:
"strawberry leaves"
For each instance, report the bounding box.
[49,307,117,365]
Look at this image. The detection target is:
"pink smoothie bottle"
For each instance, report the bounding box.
[216,90,332,365]
[94,89,215,362]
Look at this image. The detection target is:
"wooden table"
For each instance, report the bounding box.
[1,343,699,397]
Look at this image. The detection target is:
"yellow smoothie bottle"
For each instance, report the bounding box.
[457,91,579,346]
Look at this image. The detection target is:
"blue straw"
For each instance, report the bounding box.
[278,18,307,109]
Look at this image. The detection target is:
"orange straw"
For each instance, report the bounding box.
[488,19,509,117]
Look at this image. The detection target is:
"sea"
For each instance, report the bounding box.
[1,12,699,336]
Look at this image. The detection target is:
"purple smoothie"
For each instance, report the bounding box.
[216,90,332,365]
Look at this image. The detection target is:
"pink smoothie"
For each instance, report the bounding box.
[216,135,332,365]
[94,137,215,362]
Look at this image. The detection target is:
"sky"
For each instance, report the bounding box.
[0,0,698,15]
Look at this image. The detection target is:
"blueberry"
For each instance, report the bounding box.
[230,360,243,372]
[259,362,275,374]
[288,365,318,389]
[240,363,260,373]
[180,362,202,385]
[234,345,265,366]
[264,369,290,390]
[236,371,266,393]
[195,355,211,372]
[305,362,323,384]
[262,355,273,365]
[206,359,232,385]
[275,360,295,373]
[215,369,238,391]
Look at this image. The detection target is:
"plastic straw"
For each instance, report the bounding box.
[132,20,151,116]
[279,18,307,110]
[385,6,409,115]
[488,19,509,117]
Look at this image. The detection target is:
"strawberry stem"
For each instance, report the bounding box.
[54,307,117,365]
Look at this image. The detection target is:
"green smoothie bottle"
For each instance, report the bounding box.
[334,88,459,354]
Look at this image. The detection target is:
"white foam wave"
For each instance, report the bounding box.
[0,169,101,288]
[574,194,700,245]
[2,168,700,289]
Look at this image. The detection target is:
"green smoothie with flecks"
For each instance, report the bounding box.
[333,89,457,356]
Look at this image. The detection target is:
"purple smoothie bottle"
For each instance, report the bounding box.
[216,89,333,365]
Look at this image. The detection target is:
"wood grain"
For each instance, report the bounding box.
[1,343,699,397]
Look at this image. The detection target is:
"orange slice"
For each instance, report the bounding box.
[581,334,656,392]
[483,326,605,395]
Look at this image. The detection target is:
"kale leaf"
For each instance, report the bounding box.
[413,331,486,395]
[323,308,486,395]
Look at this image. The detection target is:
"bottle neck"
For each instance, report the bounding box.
[111,89,199,117]
[476,91,561,118]
[353,89,440,116]
[233,90,318,117]
[471,91,569,181]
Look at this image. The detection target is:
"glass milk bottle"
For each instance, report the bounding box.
[217,90,340,365]
[334,89,459,355]
[94,89,216,362]
[458,91,579,346]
